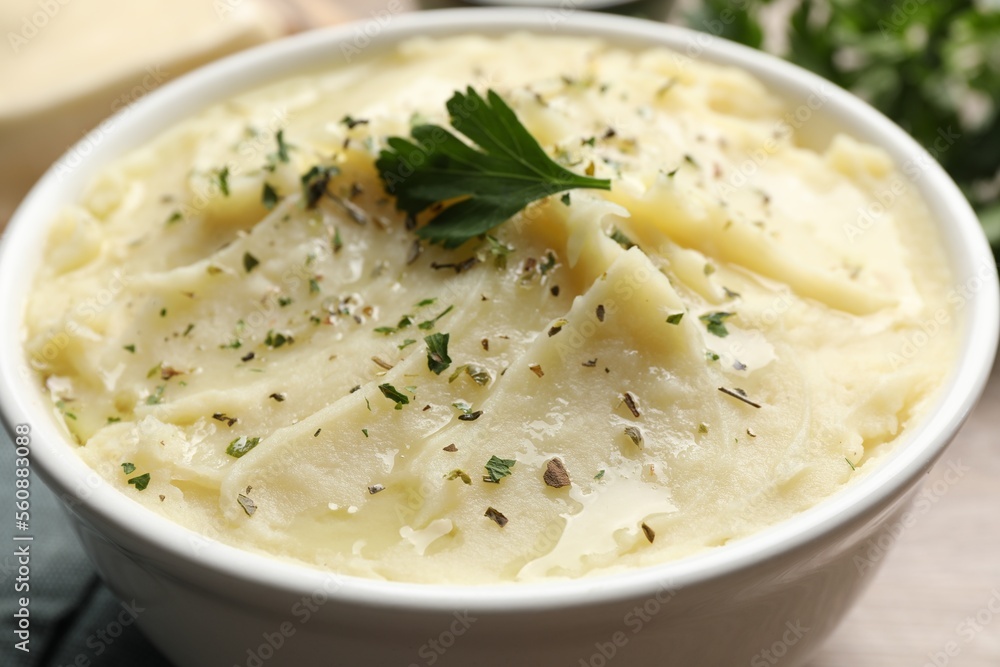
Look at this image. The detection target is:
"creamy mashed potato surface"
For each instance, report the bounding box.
[25,34,957,583]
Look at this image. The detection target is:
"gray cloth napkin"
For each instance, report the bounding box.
[0,428,174,667]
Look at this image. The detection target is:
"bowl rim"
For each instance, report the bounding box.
[1,7,997,612]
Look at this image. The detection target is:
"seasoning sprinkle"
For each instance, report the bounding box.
[458,410,483,422]
[128,473,151,491]
[622,392,641,418]
[443,444,458,452]
[371,356,394,371]
[582,359,597,368]
[378,383,409,409]
[596,304,606,322]
[700,312,734,338]
[529,364,544,378]
[243,252,260,273]
[368,484,385,495]
[446,470,472,485]
[424,332,452,375]
[641,522,655,543]
[237,494,256,516]
[624,425,644,448]
[227,436,260,458]
[269,392,286,402]
[543,458,571,488]
[484,507,508,527]
[718,386,762,409]
[212,412,238,427]
[483,455,515,483]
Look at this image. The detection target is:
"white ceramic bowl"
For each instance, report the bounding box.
[1,9,996,667]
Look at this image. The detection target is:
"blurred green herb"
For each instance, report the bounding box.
[688,0,1000,251]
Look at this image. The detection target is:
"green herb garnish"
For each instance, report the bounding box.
[424,332,452,375]
[145,385,165,405]
[446,469,472,485]
[264,330,292,348]
[272,129,291,164]
[700,312,735,338]
[609,227,635,249]
[227,436,260,458]
[378,383,409,410]
[341,115,369,129]
[128,473,151,491]
[301,165,339,209]
[485,235,514,269]
[243,252,260,273]
[215,167,230,197]
[666,313,684,325]
[262,183,279,210]
[483,455,516,484]
[121,462,136,474]
[418,305,453,331]
[376,88,611,248]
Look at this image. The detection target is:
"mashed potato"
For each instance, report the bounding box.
[24,34,957,583]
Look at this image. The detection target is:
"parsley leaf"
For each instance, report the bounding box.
[378,383,409,410]
[121,462,136,474]
[424,332,452,375]
[215,166,230,197]
[418,304,453,331]
[376,88,611,248]
[301,165,339,209]
[699,312,735,338]
[226,436,260,458]
[262,183,279,210]
[127,473,151,491]
[483,455,516,484]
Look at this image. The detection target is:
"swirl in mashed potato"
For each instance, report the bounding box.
[25,34,957,583]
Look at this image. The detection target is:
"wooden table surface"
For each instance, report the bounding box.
[281,2,1000,663]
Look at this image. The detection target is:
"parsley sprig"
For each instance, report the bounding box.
[376,88,611,248]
